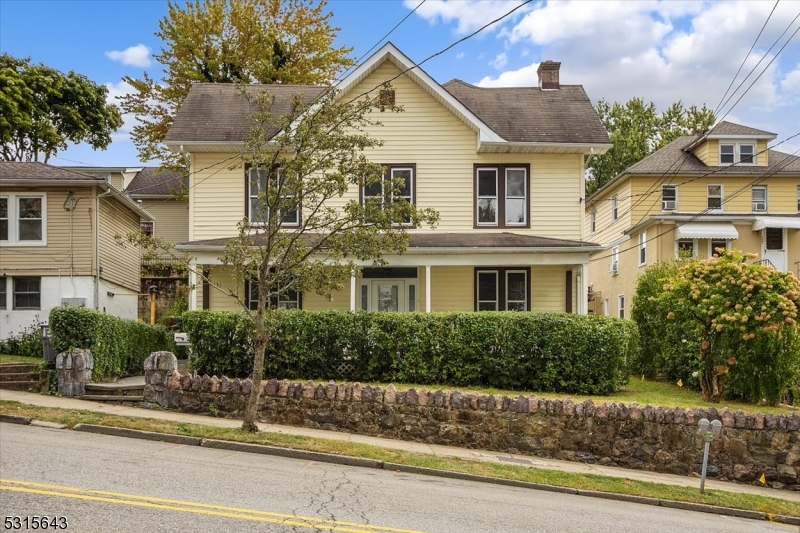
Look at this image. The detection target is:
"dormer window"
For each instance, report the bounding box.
[719,143,755,165]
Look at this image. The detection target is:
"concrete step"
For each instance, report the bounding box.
[85,383,145,393]
[0,372,38,382]
[79,395,144,403]
[0,363,39,375]
[0,381,39,392]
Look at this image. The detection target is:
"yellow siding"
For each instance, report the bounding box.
[0,187,95,276]
[304,288,350,311]
[693,140,713,166]
[586,179,631,245]
[693,139,769,167]
[108,173,124,190]
[190,60,585,241]
[138,199,189,245]
[430,266,473,311]
[207,266,242,312]
[757,140,768,166]
[530,266,567,312]
[98,197,141,292]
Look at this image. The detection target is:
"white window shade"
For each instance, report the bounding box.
[675,223,739,240]
[752,217,800,231]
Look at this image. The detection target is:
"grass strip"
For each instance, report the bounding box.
[0,400,795,518]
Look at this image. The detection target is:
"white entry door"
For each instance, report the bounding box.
[370,280,407,312]
[763,228,787,271]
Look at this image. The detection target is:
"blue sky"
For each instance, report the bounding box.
[1,0,799,167]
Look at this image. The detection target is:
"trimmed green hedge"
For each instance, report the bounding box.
[182,311,638,394]
[50,306,175,380]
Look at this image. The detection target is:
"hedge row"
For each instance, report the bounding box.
[49,306,175,380]
[182,311,638,395]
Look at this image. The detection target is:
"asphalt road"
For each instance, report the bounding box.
[0,423,792,533]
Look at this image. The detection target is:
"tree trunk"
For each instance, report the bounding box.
[698,342,724,403]
[242,313,269,432]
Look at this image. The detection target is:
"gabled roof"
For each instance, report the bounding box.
[126,167,186,197]
[165,42,610,154]
[707,121,776,137]
[0,161,106,182]
[165,84,327,144]
[442,80,609,145]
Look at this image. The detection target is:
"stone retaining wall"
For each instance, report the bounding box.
[156,371,800,490]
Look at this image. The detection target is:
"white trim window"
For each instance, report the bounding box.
[707,184,723,212]
[590,209,596,234]
[0,277,6,310]
[618,294,625,319]
[247,167,299,227]
[638,231,647,267]
[611,195,618,221]
[661,185,677,211]
[677,238,696,258]
[720,143,756,165]
[0,193,46,245]
[603,298,609,317]
[363,165,415,226]
[140,220,154,237]
[504,168,527,226]
[610,246,619,276]
[709,239,729,257]
[752,186,767,212]
[796,185,799,212]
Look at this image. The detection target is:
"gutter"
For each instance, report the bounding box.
[479,141,612,154]
[175,244,604,254]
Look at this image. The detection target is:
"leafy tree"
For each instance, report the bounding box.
[0,54,123,163]
[586,98,715,196]
[120,0,355,171]
[657,249,800,403]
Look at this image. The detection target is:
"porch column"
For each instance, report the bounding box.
[188,261,198,311]
[350,272,357,312]
[425,265,431,313]
[580,262,589,315]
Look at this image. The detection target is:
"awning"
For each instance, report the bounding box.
[753,217,800,231]
[675,223,739,240]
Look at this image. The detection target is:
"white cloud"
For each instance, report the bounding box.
[105,44,152,68]
[479,62,540,87]
[405,0,529,35]
[782,65,800,94]
[456,52,465,60]
[489,52,508,70]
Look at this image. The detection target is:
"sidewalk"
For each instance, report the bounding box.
[2,388,798,504]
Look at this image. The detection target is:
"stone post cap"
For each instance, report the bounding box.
[55,349,94,371]
[144,351,178,372]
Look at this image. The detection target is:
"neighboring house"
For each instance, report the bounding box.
[585,121,800,318]
[0,162,152,338]
[164,43,611,314]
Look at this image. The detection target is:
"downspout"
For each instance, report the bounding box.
[94,187,114,311]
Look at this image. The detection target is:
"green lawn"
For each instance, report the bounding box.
[0,354,43,364]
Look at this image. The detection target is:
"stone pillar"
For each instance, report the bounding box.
[55,349,94,396]
[143,351,179,408]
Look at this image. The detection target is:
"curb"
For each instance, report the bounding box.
[15,420,800,526]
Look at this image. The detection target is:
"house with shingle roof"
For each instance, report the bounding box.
[0,162,153,337]
[164,43,611,314]
[584,121,800,318]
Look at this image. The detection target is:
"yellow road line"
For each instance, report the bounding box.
[0,480,425,533]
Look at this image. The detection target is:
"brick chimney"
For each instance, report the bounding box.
[537,60,561,90]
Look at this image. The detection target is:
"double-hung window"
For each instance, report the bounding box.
[474,268,530,311]
[638,231,647,267]
[13,277,40,310]
[677,239,696,258]
[662,185,677,211]
[140,220,154,237]
[474,165,529,228]
[0,196,7,241]
[752,186,767,212]
[246,279,301,310]
[610,246,619,276]
[710,239,728,257]
[362,164,415,225]
[618,295,625,319]
[611,195,618,221]
[0,278,6,309]
[0,194,45,245]
[589,209,596,234]
[707,184,723,211]
[720,143,755,165]
[247,166,299,227]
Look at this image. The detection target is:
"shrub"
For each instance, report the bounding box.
[182,310,638,395]
[1,321,43,358]
[49,306,175,380]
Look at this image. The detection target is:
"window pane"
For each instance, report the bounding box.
[766,228,783,250]
[678,240,694,257]
[507,272,526,302]
[377,284,399,312]
[506,170,525,197]
[506,198,525,224]
[248,281,259,310]
[478,272,497,302]
[360,285,368,311]
[19,220,42,240]
[478,301,498,311]
[707,197,722,209]
[0,220,7,241]
[708,185,721,196]
[711,241,727,255]
[19,198,41,218]
[740,144,754,163]
[392,169,412,197]
[753,187,766,201]
[507,301,526,311]
[281,209,298,224]
[0,283,5,310]
[408,285,416,312]
[13,277,40,310]
[250,198,264,222]
[477,170,497,196]
[364,181,382,198]
[720,145,734,164]
[478,198,497,223]
[0,198,6,218]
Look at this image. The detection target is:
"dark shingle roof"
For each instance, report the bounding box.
[0,162,105,182]
[165,83,327,143]
[623,136,800,175]
[442,79,610,144]
[177,232,599,249]
[126,167,186,196]
[709,121,776,137]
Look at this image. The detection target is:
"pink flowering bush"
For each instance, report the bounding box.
[657,249,800,403]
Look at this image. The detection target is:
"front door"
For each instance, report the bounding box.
[763,228,787,271]
[370,279,406,312]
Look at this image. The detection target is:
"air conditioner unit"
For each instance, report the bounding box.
[753,202,766,212]
[607,262,619,275]
[662,200,676,211]
[61,298,86,307]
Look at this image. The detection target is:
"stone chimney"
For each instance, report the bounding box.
[537,60,561,90]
